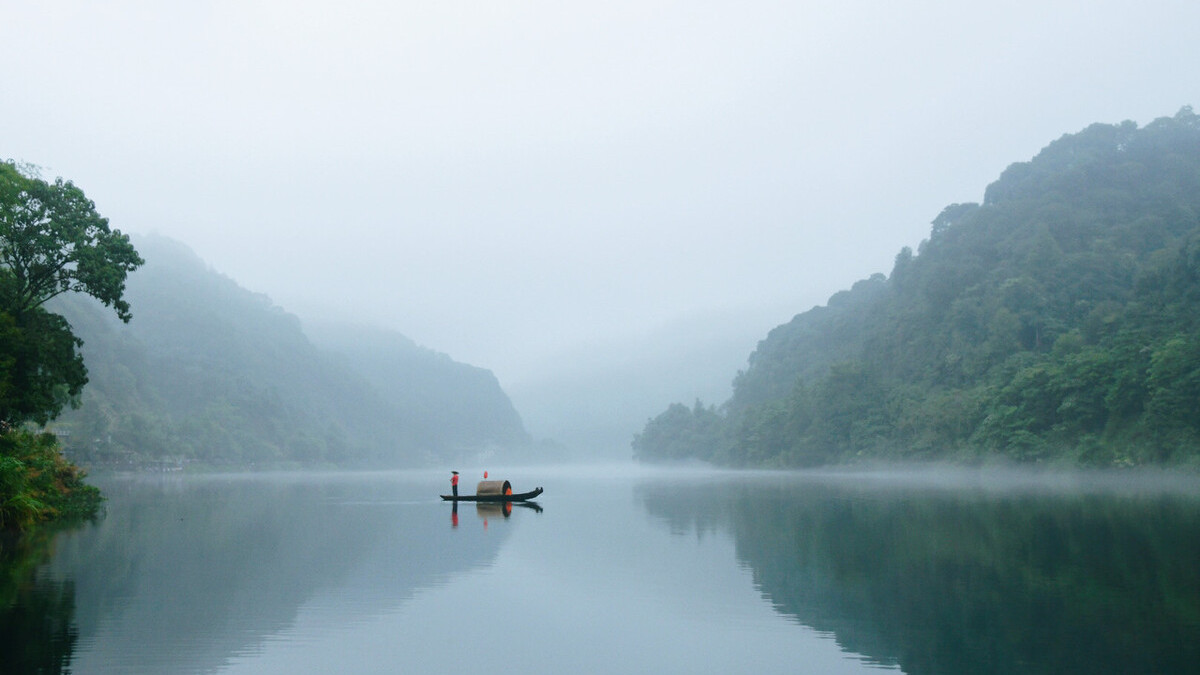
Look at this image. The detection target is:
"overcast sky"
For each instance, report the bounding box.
[4,1,1199,389]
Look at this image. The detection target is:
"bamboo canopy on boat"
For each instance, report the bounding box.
[476,480,512,496]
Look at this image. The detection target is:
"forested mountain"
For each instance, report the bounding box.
[303,321,528,456]
[635,108,1200,467]
[51,235,529,467]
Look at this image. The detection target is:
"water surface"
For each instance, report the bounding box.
[5,466,1199,674]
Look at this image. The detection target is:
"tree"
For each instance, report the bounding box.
[0,162,141,529]
[0,310,88,427]
[633,400,724,462]
[0,161,142,322]
[0,161,143,427]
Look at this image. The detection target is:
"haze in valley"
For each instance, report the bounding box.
[4,1,1200,454]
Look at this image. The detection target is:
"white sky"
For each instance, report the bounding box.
[4,1,1199,389]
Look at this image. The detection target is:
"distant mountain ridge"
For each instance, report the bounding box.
[636,107,1200,467]
[53,235,529,466]
[303,320,528,455]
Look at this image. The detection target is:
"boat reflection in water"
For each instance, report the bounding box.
[476,501,512,522]
[450,499,542,528]
[476,501,544,518]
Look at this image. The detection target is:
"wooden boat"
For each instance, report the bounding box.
[441,487,543,502]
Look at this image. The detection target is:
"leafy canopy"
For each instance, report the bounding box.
[0,161,143,321]
[0,161,143,427]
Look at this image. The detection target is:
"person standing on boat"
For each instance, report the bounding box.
[450,471,460,498]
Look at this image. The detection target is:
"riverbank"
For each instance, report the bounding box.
[0,430,103,533]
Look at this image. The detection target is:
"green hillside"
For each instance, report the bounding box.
[635,108,1200,467]
[52,235,529,467]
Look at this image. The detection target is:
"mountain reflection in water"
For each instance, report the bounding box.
[637,469,1200,675]
[37,472,512,674]
[5,467,1199,674]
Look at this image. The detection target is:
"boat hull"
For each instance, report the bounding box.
[440,487,543,502]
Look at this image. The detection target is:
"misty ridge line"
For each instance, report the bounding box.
[31,108,1200,473]
[50,233,537,468]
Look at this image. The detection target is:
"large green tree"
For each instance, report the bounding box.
[0,161,142,427]
[0,161,141,529]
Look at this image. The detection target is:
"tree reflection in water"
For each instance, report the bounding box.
[0,530,79,675]
[639,473,1200,675]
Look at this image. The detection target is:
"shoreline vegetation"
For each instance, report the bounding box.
[0,430,103,532]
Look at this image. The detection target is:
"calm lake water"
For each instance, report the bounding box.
[4,465,1200,674]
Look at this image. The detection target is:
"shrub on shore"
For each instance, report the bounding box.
[0,430,102,532]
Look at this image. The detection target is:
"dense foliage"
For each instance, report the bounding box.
[0,162,138,528]
[0,430,101,530]
[635,108,1200,467]
[52,235,530,467]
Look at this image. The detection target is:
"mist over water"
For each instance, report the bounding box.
[4,464,1196,674]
